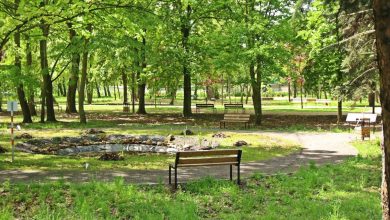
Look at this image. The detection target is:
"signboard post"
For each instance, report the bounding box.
[7,101,18,162]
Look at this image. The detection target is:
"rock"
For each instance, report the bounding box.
[145,139,153,145]
[234,140,248,147]
[180,129,194,135]
[83,129,105,135]
[212,133,230,138]
[98,153,124,161]
[0,145,7,153]
[16,133,33,139]
[166,134,175,142]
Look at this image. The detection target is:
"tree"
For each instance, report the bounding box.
[14,0,32,123]
[372,1,390,218]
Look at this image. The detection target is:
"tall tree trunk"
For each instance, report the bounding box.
[194,82,198,100]
[106,84,111,97]
[113,84,117,100]
[246,85,250,104]
[62,80,66,96]
[369,81,377,114]
[86,76,93,104]
[137,36,147,114]
[26,38,37,116]
[372,2,390,218]
[250,57,262,125]
[0,92,2,112]
[66,22,79,114]
[240,85,244,104]
[116,84,121,99]
[103,84,108,97]
[14,0,32,123]
[40,21,56,122]
[96,82,101,98]
[337,100,342,123]
[293,82,297,98]
[131,72,136,113]
[181,5,192,117]
[122,70,128,104]
[79,25,91,124]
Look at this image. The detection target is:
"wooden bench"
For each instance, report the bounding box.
[346,113,378,139]
[292,98,307,103]
[195,103,216,113]
[316,99,331,105]
[224,103,245,113]
[33,101,62,112]
[220,114,251,129]
[169,149,242,189]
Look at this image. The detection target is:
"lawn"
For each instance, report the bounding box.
[0,122,300,171]
[0,139,381,219]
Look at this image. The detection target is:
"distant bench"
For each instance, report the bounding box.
[169,150,242,189]
[316,99,331,105]
[346,113,378,140]
[195,104,216,113]
[291,98,307,103]
[220,113,251,129]
[33,101,62,112]
[224,103,245,113]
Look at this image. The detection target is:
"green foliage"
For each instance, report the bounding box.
[0,140,380,219]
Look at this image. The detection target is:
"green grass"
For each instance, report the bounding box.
[0,126,299,171]
[0,139,381,219]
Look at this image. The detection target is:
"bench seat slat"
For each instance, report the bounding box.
[221,120,249,123]
[178,156,238,165]
[179,150,240,157]
[176,162,239,167]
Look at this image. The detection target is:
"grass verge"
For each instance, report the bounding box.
[0,139,381,219]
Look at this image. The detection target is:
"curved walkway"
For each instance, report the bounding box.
[0,132,358,184]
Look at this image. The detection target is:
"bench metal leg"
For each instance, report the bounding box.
[237,164,240,185]
[169,165,172,185]
[229,165,233,181]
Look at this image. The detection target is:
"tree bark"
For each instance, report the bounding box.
[181,5,192,117]
[106,84,111,97]
[372,1,390,219]
[0,92,2,112]
[26,38,37,116]
[122,69,128,104]
[250,57,262,125]
[136,36,147,114]
[79,25,91,124]
[14,0,32,123]
[103,84,108,97]
[66,22,79,114]
[40,21,56,122]
[96,82,101,98]
[131,72,136,113]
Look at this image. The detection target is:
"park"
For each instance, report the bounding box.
[0,0,390,219]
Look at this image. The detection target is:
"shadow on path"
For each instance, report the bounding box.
[0,132,358,184]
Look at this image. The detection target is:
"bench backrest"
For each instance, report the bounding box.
[346,113,377,123]
[223,114,250,121]
[224,104,244,108]
[316,99,331,103]
[196,104,215,108]
[175,150,242,166]
[292,98,307,103]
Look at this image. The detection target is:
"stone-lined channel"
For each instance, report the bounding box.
[16,134,219,156]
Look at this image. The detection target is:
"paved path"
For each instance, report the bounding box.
[0,132,358,184]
